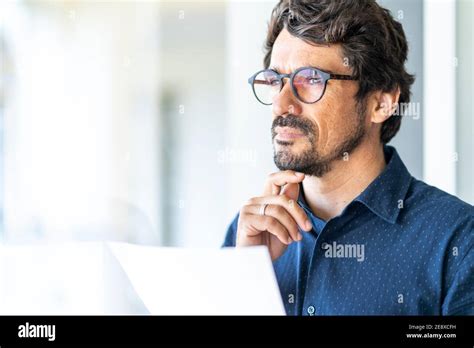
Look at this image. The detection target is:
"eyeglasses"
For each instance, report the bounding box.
[248,66,356,105]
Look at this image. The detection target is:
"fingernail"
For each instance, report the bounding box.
[287,237,293,244]
[295,172,304,177]
[297,233,303,241]
[305,220,312,231]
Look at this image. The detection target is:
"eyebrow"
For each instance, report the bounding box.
[270,65,336,75]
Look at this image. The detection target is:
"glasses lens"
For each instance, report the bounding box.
[293,68,325,103]
[252,70,281,105]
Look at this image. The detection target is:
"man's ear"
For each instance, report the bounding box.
[369,87,401,125]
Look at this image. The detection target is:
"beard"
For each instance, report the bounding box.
[272,102,366,177]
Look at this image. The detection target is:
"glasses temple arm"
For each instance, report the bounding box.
[329,74,357,81]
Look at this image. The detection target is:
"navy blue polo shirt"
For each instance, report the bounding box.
[222,145,473,315]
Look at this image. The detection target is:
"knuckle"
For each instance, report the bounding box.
[268,171,278,179]
[244,197,256,206]
[267,217,278,229]
[273,205,286,215]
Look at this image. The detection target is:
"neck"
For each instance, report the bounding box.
[302,140,386,221]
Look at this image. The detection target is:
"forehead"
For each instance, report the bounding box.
[269,28,350,74]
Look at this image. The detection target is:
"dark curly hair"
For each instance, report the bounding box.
[263,0,415,144]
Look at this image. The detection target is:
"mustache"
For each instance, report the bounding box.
[271,114,315,138]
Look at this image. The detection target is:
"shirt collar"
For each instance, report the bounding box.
[297,145,412,224]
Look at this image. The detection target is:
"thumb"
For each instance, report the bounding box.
[281,182,300,201]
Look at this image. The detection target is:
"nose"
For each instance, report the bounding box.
[272,78,303,117]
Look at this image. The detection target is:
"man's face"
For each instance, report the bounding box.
[270,28,366,177]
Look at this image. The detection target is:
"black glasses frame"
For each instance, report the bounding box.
[247,66,357,105]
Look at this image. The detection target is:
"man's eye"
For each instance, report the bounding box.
[307,78,322,85]
[269,79,280,86]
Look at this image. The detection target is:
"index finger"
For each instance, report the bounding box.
[263,170,305,196]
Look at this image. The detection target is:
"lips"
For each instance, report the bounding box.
[275,127,304,141]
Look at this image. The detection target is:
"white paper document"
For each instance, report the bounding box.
[108,243,285,315]
[0,242,285,315]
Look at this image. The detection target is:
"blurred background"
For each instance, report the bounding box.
[0,0,472,248]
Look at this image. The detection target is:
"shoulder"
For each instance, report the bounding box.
[402,178,473,260]
[405,178,474,227]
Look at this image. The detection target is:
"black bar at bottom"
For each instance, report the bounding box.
[0,316,472,346]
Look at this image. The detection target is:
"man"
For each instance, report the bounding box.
[222,0,473,315]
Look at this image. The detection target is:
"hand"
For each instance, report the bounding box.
[236,170,313,261]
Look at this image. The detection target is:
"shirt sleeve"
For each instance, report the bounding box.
[221,212,240,248]
[442,215,474,315]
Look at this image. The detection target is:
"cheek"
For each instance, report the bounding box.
[306,89,358,148]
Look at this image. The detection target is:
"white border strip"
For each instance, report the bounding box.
[423,0,456,194]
